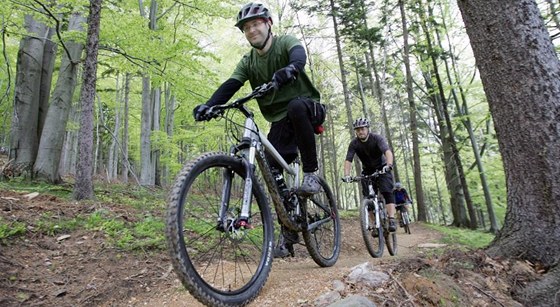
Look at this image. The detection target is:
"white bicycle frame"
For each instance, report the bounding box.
[364,181,382,230]
[235,116,301,220]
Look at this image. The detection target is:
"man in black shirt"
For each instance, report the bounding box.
[342,118,397,232]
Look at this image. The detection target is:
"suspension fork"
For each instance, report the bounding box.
[366,182,381,229]
[216,139,258,230]
[239,140,258,220]
[217,166,234,229]
[374,198,382,229]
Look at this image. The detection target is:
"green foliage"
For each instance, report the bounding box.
[36,212,83,236]
[426,224,494,249]
[130,215,166,250]
[0,182,74,200]
[94,183,166,211]
[1,180,167,251]
[0,217,26,241]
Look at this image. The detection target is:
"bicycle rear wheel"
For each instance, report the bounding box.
[166,152,274,306]
[360,200,384,258]
[301,176,341,267]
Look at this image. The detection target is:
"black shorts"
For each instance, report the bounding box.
[361,171,395,204]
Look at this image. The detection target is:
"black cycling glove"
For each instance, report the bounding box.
[193,104,210,121]
[272,64,298,88]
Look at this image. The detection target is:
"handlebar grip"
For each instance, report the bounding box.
[201,106,224,121]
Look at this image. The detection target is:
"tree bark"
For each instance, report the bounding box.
[9,15,50,174]
[418,3,478,229]
[329,0,360,207]
[122,74,130,183]
[34,12,85,183]
[458,1,560,305]
[434,0,499,232]
[399,0,428,221]
[74,0,102,200]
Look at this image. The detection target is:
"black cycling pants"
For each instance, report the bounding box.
[267,97,318,173]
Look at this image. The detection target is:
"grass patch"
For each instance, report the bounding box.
[1,181,167,251]
[36,212,84,236]
[85,210,166,251]
[0,181,74,200]
[0,217,26,241]
[426,224,494,249]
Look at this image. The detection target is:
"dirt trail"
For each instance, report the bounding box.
[132,220,441,307]
[4,190,522,307]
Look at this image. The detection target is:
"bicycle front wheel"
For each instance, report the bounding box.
[301,176,341,267]
[402,211,411,234]
[360,200,384,258]
[384,218,398,256]
[166,152,274,307]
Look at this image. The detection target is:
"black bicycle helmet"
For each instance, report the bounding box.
[352,117,370,129]
[235,3,272,30]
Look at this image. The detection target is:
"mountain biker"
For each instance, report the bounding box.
[342,118,397,232]
[394,182,412,226]
[192,3,326,258]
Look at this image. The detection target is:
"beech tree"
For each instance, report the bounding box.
[9,14,54,174]
[34,12,86,183]
[74,0,102,200]
[458,0,560,305]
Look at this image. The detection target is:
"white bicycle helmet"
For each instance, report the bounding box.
[235,3,272,30]
[352,117,370,129]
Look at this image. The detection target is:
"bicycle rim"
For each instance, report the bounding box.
[403,212,411,234]
[301,176,340,267]
[359,201,384,258]
[166,153,274,306]
[384,220,398,256]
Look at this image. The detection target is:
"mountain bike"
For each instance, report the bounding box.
[397,202,412,234]
[343,171,397,258]
[165,82,341,307]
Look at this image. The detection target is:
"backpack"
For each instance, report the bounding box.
[304,98,326,134]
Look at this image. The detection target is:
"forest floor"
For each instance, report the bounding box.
[0,187,538,307]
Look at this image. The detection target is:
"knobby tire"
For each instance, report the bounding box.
[301,176,341,267]
[166,152,274,307]
[385,221,398,256]
[359,200,384,258]
[402,211,411,234]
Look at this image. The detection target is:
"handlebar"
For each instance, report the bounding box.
[342,169,386,183]
[199,81,278,121]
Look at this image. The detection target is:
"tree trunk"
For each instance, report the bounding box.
[458,1,560,305]
[424,72,469,227]
[74,0,102,200]
[434,0,499,233]
[108,75,121,181]
[399,0,427,221]
[34,12,85,183]
[153,87,161,186]
[9,15,50,175]
[122,74,130,183]
[418,4,478,229]
[61,108,80,176]
[329,0,360,207]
